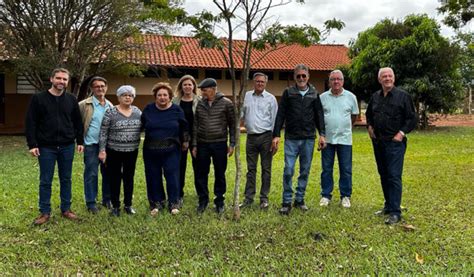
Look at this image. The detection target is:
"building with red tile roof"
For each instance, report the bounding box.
[0,34,350,134]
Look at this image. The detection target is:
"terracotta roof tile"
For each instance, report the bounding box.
[127,34,350,71]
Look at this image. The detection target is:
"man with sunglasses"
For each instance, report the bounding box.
[272,64,326,215]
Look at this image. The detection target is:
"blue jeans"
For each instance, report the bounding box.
[320,144,353,199]
[83,144,110,208]
[282,139,315,204]
[38,144,75,214]
[144,147,181,207]
[372,139,407,216]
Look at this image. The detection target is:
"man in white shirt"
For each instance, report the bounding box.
[240,72,278,210]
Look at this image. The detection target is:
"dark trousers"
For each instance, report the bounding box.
[106,148,138,209]
[179,147,198,199]
[144,147,181,207]
[320,144,353,199]
[195,142,227,207]
[372,139,407,216]
[244,132,273,202]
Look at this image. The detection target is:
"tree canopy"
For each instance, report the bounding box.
[438,0,473,29]
[348,14,464,127]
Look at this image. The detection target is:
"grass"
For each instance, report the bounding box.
[0,127,473,274]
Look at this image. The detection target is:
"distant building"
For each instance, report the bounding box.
[0,34,350,134]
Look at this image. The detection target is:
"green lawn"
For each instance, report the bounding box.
[0,127,473,274]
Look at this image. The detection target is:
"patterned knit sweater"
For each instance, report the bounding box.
[99,106,142,152]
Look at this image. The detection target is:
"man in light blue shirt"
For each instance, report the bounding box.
[319,70,359,208]
[79,76,113,213]
[240,72,278,210]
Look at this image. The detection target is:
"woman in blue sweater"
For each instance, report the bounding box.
[142,82,189,215]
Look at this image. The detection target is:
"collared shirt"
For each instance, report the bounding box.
[242,90,278,134]
[84,96,111,145]
[366,86,417,139]
[320,89,359,145]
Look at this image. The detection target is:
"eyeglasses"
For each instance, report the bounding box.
[296,74,307,79]
[120,94,134,98]
[329,77,343,81]
[93,85,106,89]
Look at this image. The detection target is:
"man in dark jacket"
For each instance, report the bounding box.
[366,67,417,225]
[272,64,326,215]
[192,78,236,214]
[25,68,84,225]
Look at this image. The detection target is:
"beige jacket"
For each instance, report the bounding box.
[78,96,113,137]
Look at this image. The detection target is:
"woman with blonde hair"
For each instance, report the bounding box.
[172,75,200,208]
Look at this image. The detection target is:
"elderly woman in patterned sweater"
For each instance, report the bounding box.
[99,85,142,217]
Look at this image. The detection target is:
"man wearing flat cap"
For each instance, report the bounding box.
[192,78,236,214]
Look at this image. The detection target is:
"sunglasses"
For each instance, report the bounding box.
[296,74,307,79]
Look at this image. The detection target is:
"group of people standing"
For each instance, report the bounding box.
[26,64,416,226]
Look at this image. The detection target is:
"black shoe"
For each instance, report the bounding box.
[385,214,401,225]
[102,201,113,210]
[374,208,389,216]
[124,206,136,215]
[110,208,120,217]
[87,206,99,214]
[293,200,309,211]
[279,203,292,215]
[216,205,225,214]
[197,203,208,214]
[239,199,253,209]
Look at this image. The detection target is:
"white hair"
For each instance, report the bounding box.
[378,67,394,79]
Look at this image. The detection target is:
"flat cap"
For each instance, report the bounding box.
[198,78,217,89]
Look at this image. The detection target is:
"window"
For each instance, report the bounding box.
[278,71,293,81]
[143,66,163,78]
[17,75,39,94]
[167,68,199,79]
[205,69,223,80]
[225,70,241,80]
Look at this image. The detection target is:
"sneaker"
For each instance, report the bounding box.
[102,201,113,210]
[150,208,159,216]
[216,205,225,214]
[259,201,269,210]
[279,203,292,215]
[124,206,136,215]
[87,206,99,214]
[319,197,331,207]
[33,213,50,225]
[293,200,309,211]
[239,199,253,209]
[197,203,208,214]
[341,197,351,208]
[110,207,120,217]
[62,210,78,220]
[385,214,401,225]
[170,203,180,215]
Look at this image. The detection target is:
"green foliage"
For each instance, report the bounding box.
[437,0,473,29]
[0,129,473,274]
[0,0,142,94]
[349,14,464,127]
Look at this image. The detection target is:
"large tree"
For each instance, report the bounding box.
[0,0,143,96]
[437,0,473,29]
[159,0,343,219]
[349,14,464,128]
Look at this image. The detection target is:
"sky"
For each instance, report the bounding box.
[180,0,473,45]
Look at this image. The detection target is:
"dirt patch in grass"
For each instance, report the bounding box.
[430,114,474,127]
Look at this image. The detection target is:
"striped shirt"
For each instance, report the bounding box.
[99,106,142,152]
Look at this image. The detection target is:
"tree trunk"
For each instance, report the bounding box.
[232,119,242,220]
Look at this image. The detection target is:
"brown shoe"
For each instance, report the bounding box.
[61,210,78,220]
[33,213,50,225]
